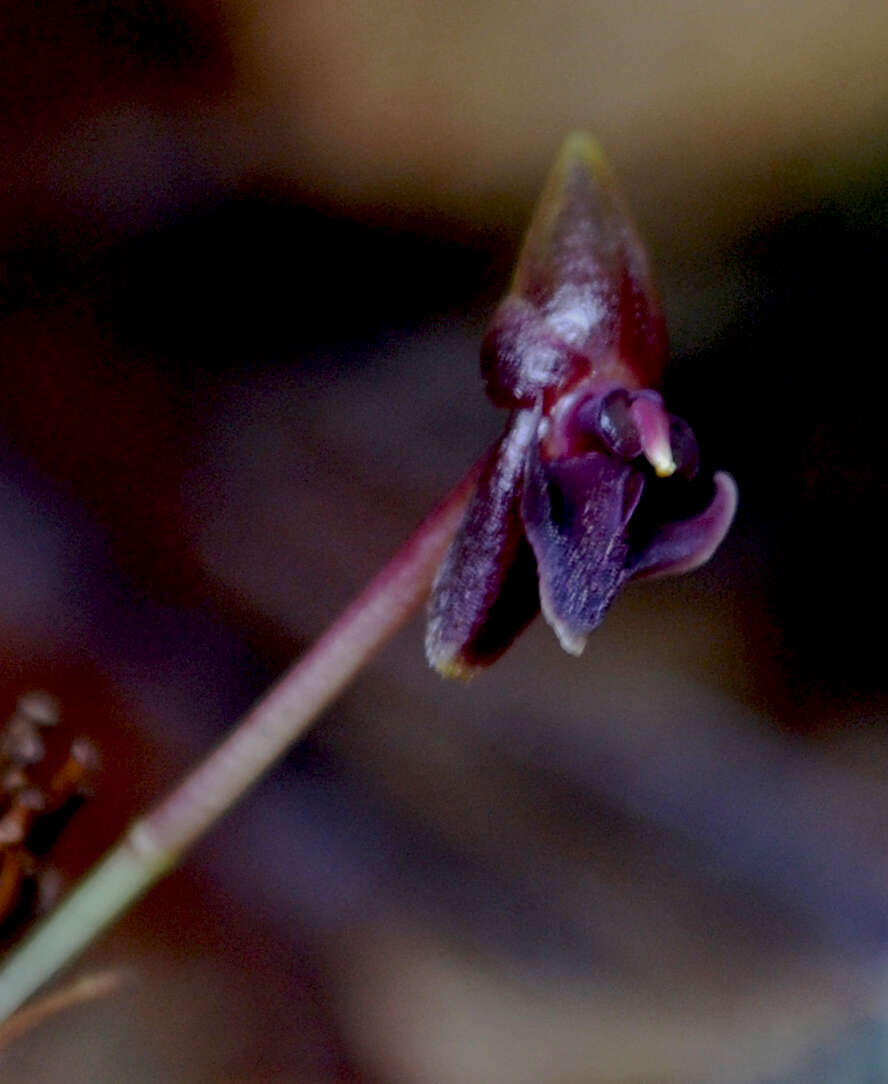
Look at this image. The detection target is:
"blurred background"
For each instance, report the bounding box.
[1,1,888,1080]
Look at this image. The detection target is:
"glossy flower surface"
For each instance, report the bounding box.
[426,135,737,677]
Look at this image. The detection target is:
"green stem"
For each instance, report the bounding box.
[0,463,480,1020]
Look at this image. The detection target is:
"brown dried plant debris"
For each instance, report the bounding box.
[0,692,99,940]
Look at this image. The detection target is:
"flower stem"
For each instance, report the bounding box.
[0,461,481,1021]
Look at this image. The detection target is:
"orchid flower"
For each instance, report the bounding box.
[426,134,737,677]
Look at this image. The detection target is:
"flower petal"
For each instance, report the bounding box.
[521,441,644,655]
[627,471,738,580]
[425,410,541,677]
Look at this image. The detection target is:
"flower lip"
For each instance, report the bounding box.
[627,471,738,581]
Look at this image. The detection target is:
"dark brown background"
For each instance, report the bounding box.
[2,2,888,1080]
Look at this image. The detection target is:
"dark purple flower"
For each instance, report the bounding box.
[426,135,737,677]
